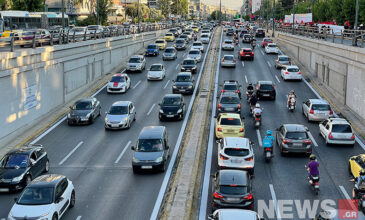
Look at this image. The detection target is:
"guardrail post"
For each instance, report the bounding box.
[10,36,14,52]
[73,31,76,43]
[50,33,53,46]
[66,29,70,44]
[59,31,62,44]
[32,33,36,48]
[109,29,112,37]
[102,30,104,38]
[83,29,87,41]
[361,36,364,48]
[341,31,344,44]
[94,31,97,39]
[324,28,327,40]
[312,28,314,38]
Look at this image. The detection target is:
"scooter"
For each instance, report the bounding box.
[246,89,254,101]
[288,97,296,112]
[306,165,320,195]
[262,137,273,162]
[253,113,261,128]
[352,182,365,213]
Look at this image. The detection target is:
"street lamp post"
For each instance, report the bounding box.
[266,0,269,31]
[353,0,359,46]
[292,2,295,34]
[219,0,222,25]
[124,0,127,22]
[272,0,275,37]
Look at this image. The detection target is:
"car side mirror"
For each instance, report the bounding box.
[14,198,18,202]
[172,80,175,82]
[131,146,135,151]
[56,197,64,203]
[166,146,170,150]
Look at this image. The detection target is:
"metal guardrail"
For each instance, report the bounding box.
[0,23,176,52]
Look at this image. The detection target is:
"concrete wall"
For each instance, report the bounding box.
[0,30,167,146]
[274,32,365,120]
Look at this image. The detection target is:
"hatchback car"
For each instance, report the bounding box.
[147,64,166,80]
[179,34,190,43]
[238,48,254,61]
[319,118,355,146]
[174,38,187,50]
[0,145,49,192]
[222,39,234,51]
[212,170,254,210]
[261,38,273,47]
[181,58,198,73]
[215,113,245,139]
[164,32,175,42]
[67,98,101,125]
[8,174,75,220]
[221,55,236,68]
[275,55,291,69]
[106,73,131,93]
[169,28,179,37]
[200,34,210,44]
[192,41,204,53]
[145,44,160,56]
[217,92,241,114]
[217,137,254,174]
[265,43,279,54]
[221,80,242,98]
[226,28,234,36]
[255,28,265,38]
[281,65,302,81]
[104,101,136,130]
[155,39,167,50]
[255,81,276,100]
[162,47,177,61]
[159,94,185,121]
[242,34,252,43]
[172,72,195,94]
[126,55,146,72]
[209,209,263,220]
[302,99,333,121]
[187,49,202,62]
[276,124,312,156]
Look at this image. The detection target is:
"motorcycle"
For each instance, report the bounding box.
[246,89,254,101]
[235,38,239,45]
[352,182,365,213]
[262,137,273,162]
[253,113,261,128]
[306,165,320,195]
[288,97,296,112]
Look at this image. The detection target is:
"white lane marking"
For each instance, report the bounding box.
[132,80,141,89]
[303,78,322,99]
[176,64,180,69]
[256,129,263,147]
[269,184,282,220]
[308,132,319,147]
[339,185,351,199]
[260,50,264,55]
[267,61,272,68]
[355,136,365,150]
[198,29,223,220]
[91,84,108,98]
[183,52,186,57]
[163,80,170,89]
[151,33,214,220]
[59,141,83,165]
[241,61,244,68]
[147,104,155,116]
[275,75,281,83]
[76,216,82,220]
[114,141,131,164]
[245,75,248,83]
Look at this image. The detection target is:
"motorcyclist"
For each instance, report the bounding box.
[246,83,254,92]
[351,169,365,199]
[287,90,297,107]
[251,38,256,50]
[193,33,197,41]
[307,154,319,180]
[252,103,262,116]
[263,130,275,145]
[249,94,258,112]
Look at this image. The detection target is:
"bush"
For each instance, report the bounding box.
[76,15,97,26]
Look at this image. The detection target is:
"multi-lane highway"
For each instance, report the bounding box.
[0,32,212,219]
[199,30,365,219]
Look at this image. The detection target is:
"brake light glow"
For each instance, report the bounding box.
[303,140,312,145]
[329,110,333,115]
[282,138,292,144]
[221,89,225,93]
[243,193,253,200]
[255,117,260,121]
[219,153,229,160]
[213,192,224,199]
[222,59,225,62]
[218,127,222,132]
[230,184,237,186]
[298,72,302,74]
[329,132,333,139]
[236,90,240,93]
[309,109,314,114]
[218,104,221,109]
[266,148,271,151]
[245,156,253,161]
[239,128,244,132]
[228,118,233,120]
[351,134,355,139]
[285,72,289,74]
[238,104,241,109]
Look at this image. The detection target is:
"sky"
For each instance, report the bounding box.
[201,0,242,11]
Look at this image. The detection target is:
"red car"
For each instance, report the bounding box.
[238,48,254,61]
[261,38,273,47]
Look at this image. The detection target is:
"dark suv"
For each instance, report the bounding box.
[172,72,195,94]
[217,92,242,114]
[255,81,276,100]
[180,58,198,74]
[221,80,242,99]
[255,28,265,38]
[159,94,185,121]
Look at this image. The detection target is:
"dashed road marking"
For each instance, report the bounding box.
[241,61,245,68]
[245,75,248,83]
[256,129,263,147]
[132,80,141,89]
[339,185,351,199]
[163,80,170,89]
[269,184,282,220]
[76,216,82,220]
[147,104,156,115]
[275,75,281,83]
[115,141,132,163]
[59,141,83,165]
[267,61,272,68]
[308,132,319,147]
[176,64,180,69]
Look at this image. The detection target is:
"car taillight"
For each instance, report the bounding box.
[238,104,241,109]
[328,132,333,139]
[218,127,222,132]
[243,193,253,200]
[298,72,302,74]
[277,61,280,63]
[266,148,271,151]
[214,192,224,199]
[221,89,225,93]
[351,134,355,139]
[285,72,289,74]
[309,109,314,114]
[282,138,292,144]
[219,153,229,160]
[233,60,236,63]
[222,59,225,62]
[303,140,312,145]
[245,156,253,161]
[236,90,240,93]
[218,104,221,109]
[329,110,333,115]
[239,128,244,132]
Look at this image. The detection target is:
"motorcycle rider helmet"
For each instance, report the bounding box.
[309,154,316,160]
[360,169,365,176]
[266,130,272,135]
[290,90,295,94]
[255,103,260,108]
[248,83,253,86]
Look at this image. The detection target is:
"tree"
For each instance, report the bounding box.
[209,10,221,21]
[329,0,345,25]
[11,0,43,11]
[158,0,171,18]
[171,0,188,17]
[126,3,150,22]
[96,0,112,25]
[342,0,355,26]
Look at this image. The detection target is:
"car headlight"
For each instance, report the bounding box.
[155,157,163,163]
[159,109,164,113]
[192,66,196,69]
[40,211,50,217]
[177,109,182,113]
[173,85,177,89]
[86,113,91,119]
[123,117,128,122]
[105,117,109,123]
[188,86,193,89]
[12,174,24,182]
[67,113,71,118]
[132,157,139,163]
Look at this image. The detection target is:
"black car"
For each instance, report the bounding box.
[180,58,197,74]
[255,81,276,100]
[221,80,242,99]
[217,92,241,114]
[172,72,195,94]
[242,34,252,43]
[159,94,185,121]
[169,28,179,37]
[67,98,101,125]
[226,28,234,36]
[0,145,49,192]
[255,28,265,38]
[212,170,254,210]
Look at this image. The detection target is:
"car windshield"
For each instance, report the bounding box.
[268,44,276,47]
[73,101,92,110]
[201,34,209,38]
[224,40,232,44]
[223,84,238,90]
[176,75,191,82]
[18,187,54,205]
[166,34,173,36]
[287,68,299,72]
[259,84,273,90]
[150,65,162,71]
[156,40,164,44]
[2,154,28,168]
[220,96,240,104]
[129,58,141,63]
[110,76,125,82]
[108,105,128,115]
[220,185,247,195]
[180,35,187,38]
[244,35,251,38]
[189,50,199,55]
[147,45,158,49]
[224,148,249,157]
[224,56,234,60]
[183,60,195,65]
[257,30,264,33]
[73,28,84,32]
[165,48,175,53]
[279,57,289,61]
[285,132,308,140]
[136,139,163,152]
[163,97,181,105]
[332,124,352,133]
[264,39,272,42]
[193,43,202,46]
[88,26,98,30]
[220,118,241,126]
[176,40,185,43]
[312,104,330,111]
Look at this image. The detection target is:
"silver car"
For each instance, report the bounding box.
[105,101,136,130]
[200,34,210,44]
[187,49,202,62]
[192,41,204,53]
[222,39,234,51]
[126,55,146,72]
[221,55,236,67]
[302,99,333,121]
[276,124,312,156]
[69,27,90,41]
[162,47,177,61]
[209,209,262,220]
[275,55,291,69]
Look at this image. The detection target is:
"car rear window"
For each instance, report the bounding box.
[156,40,164,44]
[129,57,141,63]
[279,57,289,61]
[259,84,273,90]
[285,132,308,140]
[312,104,330,111]
[150,65,162,71]
[176,75,191,82]
[183,60,195,65]
[165,48,175,53]
[176,40,185,43]
[220,185,247,195]
[193,42,202,46]
[110,76,125,82]
[220,96,240,104]
[163,97,180,105]
[224,148,250,157]
[223,56,234,60]
[332,124,352,133]
[243,49,252,53]
[225,40,233,44]
[287,68,299,72]
[264,39,272,42]
[189,50,200,54]
[220,118,241,125]
[223,84,238,90]
[147,45,158,49]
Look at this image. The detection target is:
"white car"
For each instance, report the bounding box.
[222,39,234,51]
[192,41,204,53]
[319,118,355,146]
[187,49,202,62]
[8,174,75,220]
[209,209,262,220]
[200,34,210,44]
[201,30,211,38]
[265,43,279,54]
[302,99,333,121]
[217,137,255,175]
[281,65,302,81]
[126,55,146,72]
[147,63,166,80]
[107,73,131,93]
[105,101,136,129]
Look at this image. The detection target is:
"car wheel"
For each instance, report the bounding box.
[127,121,131,129]
[160,162,166,172]
[25,175,32,186]
[67,120,72,126]
[98,109,101,117]
[69,190,75,208]
[44,160,50,173]
[89,116,94,124]
[133,113,136,121]
[52,213,58,220]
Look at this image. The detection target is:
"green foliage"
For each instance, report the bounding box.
[11,0,44,11]
[76,15,97,26]
[171,0,188,17]
[158,0,171,18]
[97,0,112,25]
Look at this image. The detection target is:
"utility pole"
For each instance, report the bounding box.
[219,0,222,25]
[266,0,269,31]
[292,2,295,34]
[61,0,65,29]
[137,0,140,33]
[96,0,100,25]
[272,0,275,37]
[124,0,127,22]
[353,0,359,46]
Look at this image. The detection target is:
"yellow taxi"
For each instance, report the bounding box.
[164,33,175,42]
[192,26,199,33]
[215,113,245,139]
[349,154,365,178]
[155,39,167,50]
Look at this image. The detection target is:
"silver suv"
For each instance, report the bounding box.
[126,55,146,72]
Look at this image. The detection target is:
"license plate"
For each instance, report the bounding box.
[293,143,302,147]
[0,188,9,192]
[226,108,235,111]
[227,129,234,132]
[180,89,186,92]
[111,124,119,128]
[141,166,152,169]
[245,55,250,56]
[167,115,174,118]
[231,159,242,163]
[262,94,270,96]
[226,197,240,202]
